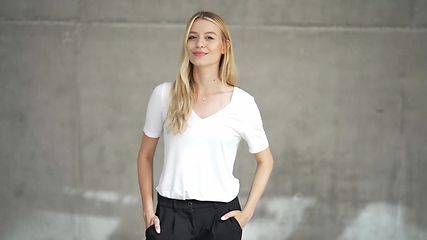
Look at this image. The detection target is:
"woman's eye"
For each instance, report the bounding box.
[188,36,196,40]
[207,36,214,40]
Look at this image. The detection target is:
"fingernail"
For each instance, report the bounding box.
[221,216,226,221]
[156,228,160,234]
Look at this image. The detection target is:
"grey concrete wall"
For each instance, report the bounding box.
[0,1,426,240]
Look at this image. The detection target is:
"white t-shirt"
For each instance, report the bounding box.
[143,82,269,202]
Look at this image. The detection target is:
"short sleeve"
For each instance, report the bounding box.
[241,97,269,154]
[143,83,167,138]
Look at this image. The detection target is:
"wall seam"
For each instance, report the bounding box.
[72,0,83,239]
[1,20,427,32]
[395,78,407,239]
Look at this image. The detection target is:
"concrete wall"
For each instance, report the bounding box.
[1,1,426,240]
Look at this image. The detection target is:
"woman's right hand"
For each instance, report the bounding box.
[145,214,161,234]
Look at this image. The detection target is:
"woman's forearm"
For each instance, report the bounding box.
[138,155,155,217]
[242,147,274,215]
[137,134,160,222]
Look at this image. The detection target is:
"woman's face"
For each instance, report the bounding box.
[186,19,227,68]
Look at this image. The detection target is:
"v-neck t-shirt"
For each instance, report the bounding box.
[143,82,269,202]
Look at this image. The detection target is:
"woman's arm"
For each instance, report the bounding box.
[137,133,161,233]
[221,147,274,228]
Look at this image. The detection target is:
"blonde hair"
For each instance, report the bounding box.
[166,11,238,135]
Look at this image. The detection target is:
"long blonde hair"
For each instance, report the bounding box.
[166,11,238,135]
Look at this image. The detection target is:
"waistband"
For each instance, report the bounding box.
[157,193,237,210]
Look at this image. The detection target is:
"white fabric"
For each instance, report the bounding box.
[143,82,269,202]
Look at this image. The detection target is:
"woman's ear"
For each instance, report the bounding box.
[222,40,231,54]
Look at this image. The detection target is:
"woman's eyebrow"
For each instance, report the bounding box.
[189,31,217,35]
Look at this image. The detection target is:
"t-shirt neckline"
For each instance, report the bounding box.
[192,86,236,120]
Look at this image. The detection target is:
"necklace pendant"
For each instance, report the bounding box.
[202,97,205,101]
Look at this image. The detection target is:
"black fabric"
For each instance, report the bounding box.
[145,193,242,240]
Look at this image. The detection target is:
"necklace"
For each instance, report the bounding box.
[201,80,219,101]
[202,86,218,101]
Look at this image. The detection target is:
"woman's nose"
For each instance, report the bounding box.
[196,38,205,48]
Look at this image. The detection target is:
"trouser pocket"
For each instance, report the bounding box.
[211,197,242,240]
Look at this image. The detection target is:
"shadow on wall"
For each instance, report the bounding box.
[2,190,426,240]
[242,196,427,240]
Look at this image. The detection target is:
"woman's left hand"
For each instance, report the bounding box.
[220,210,253,229]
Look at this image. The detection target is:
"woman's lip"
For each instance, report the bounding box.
[193,51,207,56]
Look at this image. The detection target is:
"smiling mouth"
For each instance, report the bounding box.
[193,52,208,56]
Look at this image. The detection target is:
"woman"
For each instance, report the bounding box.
[137,11,273,240]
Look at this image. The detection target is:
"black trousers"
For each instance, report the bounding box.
[145,193,242,240]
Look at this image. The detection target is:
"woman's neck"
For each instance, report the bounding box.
[192,66,221,93]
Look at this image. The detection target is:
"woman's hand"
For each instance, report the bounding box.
[144,214,161,234]
[220,210,253,229]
